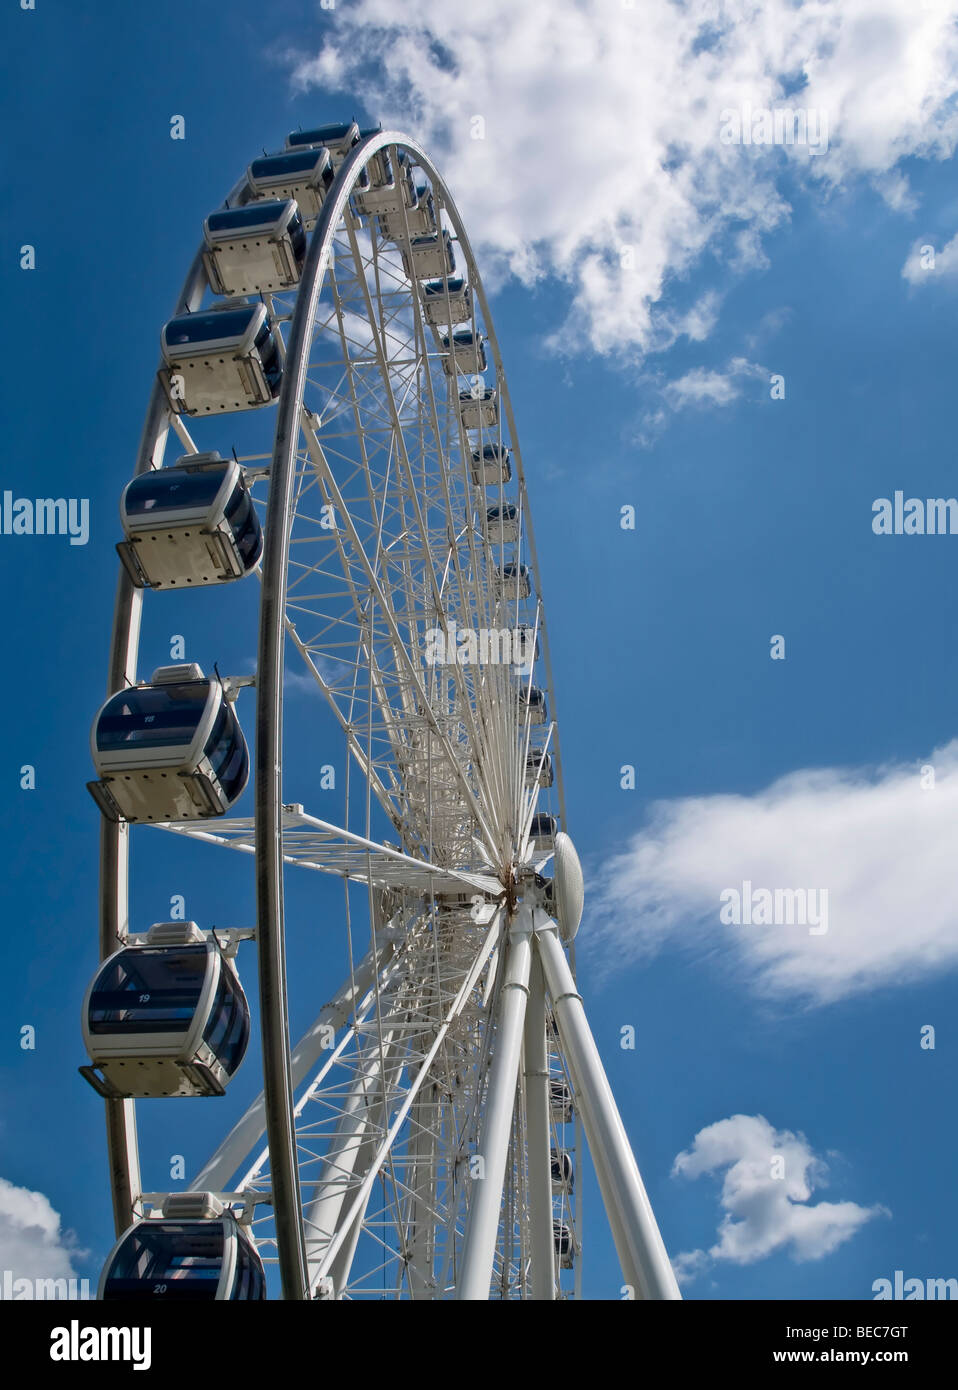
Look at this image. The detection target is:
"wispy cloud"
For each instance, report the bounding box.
[588,741,958,1005]
[672,1114,886,1282]
[744,307,792,352]
[632,355,770,445]
[663,357,769,409]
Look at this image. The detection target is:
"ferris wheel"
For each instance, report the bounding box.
[81,123,680,1301]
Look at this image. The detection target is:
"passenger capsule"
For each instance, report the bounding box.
[553,1220,575,1269]
[246,147,334,226]
[379,185,437,241]
[354,125,388,188]
[442,329,486,377]
[495,561,532,601]
[536,873,557,914]
[433,889,477,916]
[518,683,548,726]
[354,148,417,216]
[87,663,249,823]
[286,120,360,162]
[514,624,540,661]
[160,300,282,416]
[116,453,262,590]
[460,387,498,430]
[529,812,558,853]
[422,277,472,326]
[470,443,511,486]
[402,229,455,281]
[485,502,520,543]
[550,1079,574,1123]
[525,749,554,788]
[79,922,250,1098]
[551,1149,574,1192]
[100,1205,265,1301]
[203,198,307,296]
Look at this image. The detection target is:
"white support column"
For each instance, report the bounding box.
[534,913,681,1301]
[523,946,555,1300]
[456,907,533,1300]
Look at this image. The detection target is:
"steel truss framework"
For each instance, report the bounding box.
[95,129,680,1300]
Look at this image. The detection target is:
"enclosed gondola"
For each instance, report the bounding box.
[353,148,417,216]
[285,120,360,162]
[511,629,536,670]
[160,300,282,416]
[514,624,540,662]
[203,199,307,296]
[116,453,263,590]
[495,561,532,601]
[529,811,558,853]
[535,872,557,916]
[422,276,472,327]
[550,1079,574,1123]
[525,749,555,788]
[518,683,548,726]
[485,502,520,544]
[460,387,498,430]
[355,125,388,187]
[442,329,486,378]
[551,1149,574,1192]
[401,229,455,281]
[553,1220,575,1269]
[87,663,249,823]
[246,147,334,225]
[79,921,250,1098]
[380,185,437,241]
[100,1208,265,1301]
[433,889,477,915]
[470,443,511,486]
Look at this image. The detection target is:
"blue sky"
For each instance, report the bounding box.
[2,0,958,1298]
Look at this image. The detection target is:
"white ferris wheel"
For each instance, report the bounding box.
[81,123,681,1302]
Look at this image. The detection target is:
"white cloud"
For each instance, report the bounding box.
[588,740,958,1005]
[665,368,742,408]
[0,1177,85,1281]
[744,306,792,352]
[662,356,768,409]
[289,0,958,354]
[632,355,769,445]
[672,1114,886,1281]
[902,231,958,283]
[874,170,918,215]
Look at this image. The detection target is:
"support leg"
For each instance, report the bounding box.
[523,945,555,1299]
[456,907,533,1300]
[535,914,680,1301]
